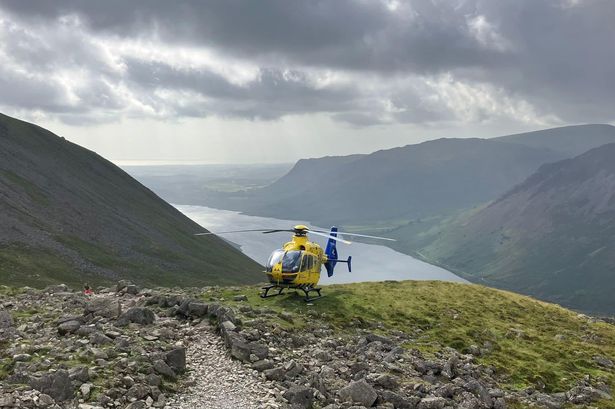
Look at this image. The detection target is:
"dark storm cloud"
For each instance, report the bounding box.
[0,0,613,125]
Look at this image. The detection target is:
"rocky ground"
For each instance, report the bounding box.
[0,283,613,409]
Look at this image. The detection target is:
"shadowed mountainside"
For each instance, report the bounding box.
[399,143,615,314]
[191,124,615,228]
[0,113,261,288]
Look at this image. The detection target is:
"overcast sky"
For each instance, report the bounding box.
[1,0,613,163]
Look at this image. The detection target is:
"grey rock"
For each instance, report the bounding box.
[69,366,90,382]
[252,359,274,371]
[85,298,121,318]
[279,311,294,323]
[153,359,176,379]
[594,355,614,368]
[464,379,492,408]
[38,394,55,407]
[187,302,208,317]
[381,391,420,409]
[57,320,81,335]
[126,384,150,400]
[90,332,113,345]
[125,285,139,295]
[116,280,133,292]
[283,385,314,409]
[0,310,13,328]
[165,347,186,373]
[233,295,248,301]
[146,374,162,387]
[45,284,70,293]
[80,383,92,399]
[125,402,147,409]
[264,366,286,381]
[417,397,448,409]
[314,348,332,362]
[116,307,155,326]
[339,379,378,407]
[178,299,208,318]
[29,370,74,401]
[375,374,399,389]
[0,395,15,407]
[13,353,31,362]
[221,320,236,332]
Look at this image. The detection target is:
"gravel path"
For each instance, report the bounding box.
[165,322,280,409]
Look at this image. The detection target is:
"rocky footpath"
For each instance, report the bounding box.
[0,284,613,409]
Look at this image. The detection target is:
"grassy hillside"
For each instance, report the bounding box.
[394,144,615,314]
[214,281,615,405]
[0,113,261,288]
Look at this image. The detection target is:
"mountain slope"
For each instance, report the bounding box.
[202,138,563,225]
[0,113,261,288]
[196,125,615,228]
[406,143,615,314]
[495,124,615,157]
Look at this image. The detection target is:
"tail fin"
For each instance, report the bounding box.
[324,227,352,276]
[324,227,338,277]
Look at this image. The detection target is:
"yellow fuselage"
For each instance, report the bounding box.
[265,233,326,288]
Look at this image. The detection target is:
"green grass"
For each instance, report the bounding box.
[212,281,615,399]
[0,243,85,288]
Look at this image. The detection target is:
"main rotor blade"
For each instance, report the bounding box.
[194,229,285,236]
[312,229,396,241]
[262,229,294,234]
[309,230,352,244]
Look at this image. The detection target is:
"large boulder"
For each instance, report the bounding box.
[116,307,155,326]
[57,320,82,335]
[153,359,176,379]
[339,379,377,407]
[85,298,122,319]
[29,370,74,401]
[165,348,186,373]
[177,299,208,318]
[283,385,314,409]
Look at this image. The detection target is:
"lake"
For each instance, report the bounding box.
[176,205,467,285]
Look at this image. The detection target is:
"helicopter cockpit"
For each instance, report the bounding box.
[266,250,318,273]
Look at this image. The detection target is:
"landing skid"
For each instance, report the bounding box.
[260,285,285,298]
[260,285,323,302]
[300,286,323,302]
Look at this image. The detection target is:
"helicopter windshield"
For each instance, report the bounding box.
[266,250,285,272]
[266,250,303,272]
[282,251,303,272]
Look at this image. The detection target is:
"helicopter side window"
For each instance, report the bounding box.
[300,254,313,272]
[282,251,303,272]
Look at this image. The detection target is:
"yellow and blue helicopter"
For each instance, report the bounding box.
[196,225,394,301]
